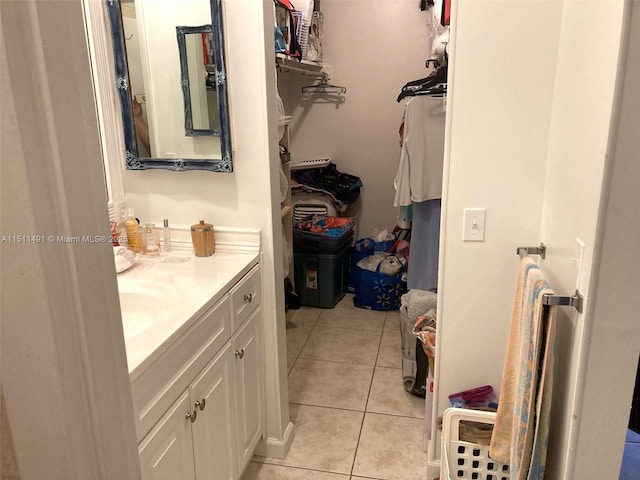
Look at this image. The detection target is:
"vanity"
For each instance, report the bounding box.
[119,250,263,480]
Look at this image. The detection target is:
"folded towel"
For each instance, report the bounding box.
[113,246,137,273]
[400,289,438,323]
[489,257,555,480]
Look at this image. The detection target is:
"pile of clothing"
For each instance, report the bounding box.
[291,162,362,213]
[294,215,353,236]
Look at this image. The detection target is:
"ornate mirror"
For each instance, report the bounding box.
[105,0,232,172]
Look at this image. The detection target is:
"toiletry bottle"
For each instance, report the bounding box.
[124,207,142,253]
[163,219,172,252]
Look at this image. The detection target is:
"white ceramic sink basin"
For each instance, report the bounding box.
[118,279,179,341]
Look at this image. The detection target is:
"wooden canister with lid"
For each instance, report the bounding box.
[190,220,215,257]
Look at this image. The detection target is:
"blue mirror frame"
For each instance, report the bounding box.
[105,0,233,172]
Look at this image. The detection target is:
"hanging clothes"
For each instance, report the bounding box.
[408,199,441,291]
[394,95,446,292]
[393,95,446,207]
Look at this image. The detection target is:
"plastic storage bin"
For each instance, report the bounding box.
[441,408,510,480]
[293,224,353,254]
[294,243,350,308]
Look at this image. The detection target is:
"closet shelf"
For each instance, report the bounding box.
[276,53,331,80]
[281,205,292,219]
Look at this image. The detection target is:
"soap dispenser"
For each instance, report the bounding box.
[125,207,142,253]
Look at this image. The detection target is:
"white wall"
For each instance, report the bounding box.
[124,0,292,454]
[538,1,625,476]
[434,0,562,452]
[1,2,141,477]
[280,0,430,237]
[572,4,640,476]
[434,0,627,478]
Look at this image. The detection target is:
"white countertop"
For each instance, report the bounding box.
[117,250,259,378]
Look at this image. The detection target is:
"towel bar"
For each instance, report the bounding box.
[516,243,583,312]
[516,243,546,259]
[542,290,583,313]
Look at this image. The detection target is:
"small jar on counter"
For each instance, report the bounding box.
[140,223,161,255]
[191,220,215,257]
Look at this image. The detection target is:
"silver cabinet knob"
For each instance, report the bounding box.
[243,293,253,303]
[235,349,245,359]
[195,399,206,411]
[186,410,197,423]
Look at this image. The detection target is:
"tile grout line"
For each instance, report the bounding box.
[287,308,321,376]
[349,312,386,477]
[249,459,353,477]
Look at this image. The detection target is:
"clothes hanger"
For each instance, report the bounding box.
[397,66,448,102]
[301,82,347,95]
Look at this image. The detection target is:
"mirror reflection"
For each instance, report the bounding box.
[106,0,232,172]
[177,26,221,136]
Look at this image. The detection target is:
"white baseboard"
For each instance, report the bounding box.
[254,421,295,459]
[427,460,441,479]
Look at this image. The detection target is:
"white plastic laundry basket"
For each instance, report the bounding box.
[441,408,511,480]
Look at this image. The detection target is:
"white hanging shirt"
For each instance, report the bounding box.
[393,96,446,207]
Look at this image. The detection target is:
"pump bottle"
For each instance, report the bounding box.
[125,207,142,253]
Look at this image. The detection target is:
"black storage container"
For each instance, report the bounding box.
[293,224,354,254]
[294,243,350,308]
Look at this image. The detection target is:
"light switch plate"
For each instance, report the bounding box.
[463,208,486,242]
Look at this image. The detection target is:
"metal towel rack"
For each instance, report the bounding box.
[516,242,584,313]
[517,242,546,259]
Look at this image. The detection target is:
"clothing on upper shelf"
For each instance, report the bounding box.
[393,95,446,207]
[291,162,362,212]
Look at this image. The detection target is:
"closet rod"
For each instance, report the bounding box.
[516,243,546,259]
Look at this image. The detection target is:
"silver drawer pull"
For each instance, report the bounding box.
[243,293,253,303]
[235,348,245,359]
[195,399,206,411]
[186,410,197,423]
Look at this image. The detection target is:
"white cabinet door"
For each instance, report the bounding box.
[138,390,196,480]
[190,343,237,480]
[232,307,264,474]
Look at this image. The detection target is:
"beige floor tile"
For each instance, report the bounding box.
[242,462,349,479]
[383,311,401,332]
[299,326,381,365]
[376,331,401,368]
[286,324,314,359]
[291,307,322,326]
[352,413,428,480]
[288,358,374,410]
[366,367,424,419]
[283,404,364,474]
[317,296,385,332]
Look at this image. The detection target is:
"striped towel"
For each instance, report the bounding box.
[490,257,556,480]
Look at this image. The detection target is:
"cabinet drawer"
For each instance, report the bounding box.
[131,296,231,442]
[229,265,261,332]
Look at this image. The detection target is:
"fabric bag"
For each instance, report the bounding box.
[353,254,407,311]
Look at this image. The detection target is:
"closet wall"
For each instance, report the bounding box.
[279,0,430,237]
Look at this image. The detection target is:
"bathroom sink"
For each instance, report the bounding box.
[117,279,179,341]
